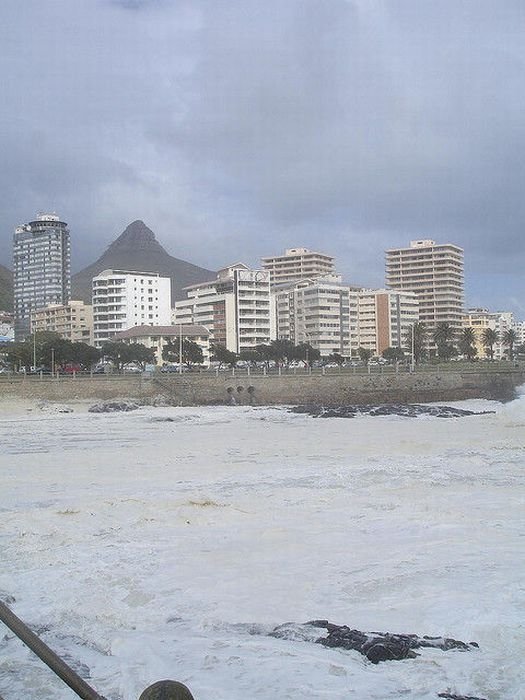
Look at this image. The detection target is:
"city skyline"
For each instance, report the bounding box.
[2,1,525,314]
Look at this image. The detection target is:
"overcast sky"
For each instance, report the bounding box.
[1,0,524,314]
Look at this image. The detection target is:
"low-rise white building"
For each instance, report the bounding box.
[114,324,211,366]
[30,301,93,345]
[92,270,171,347]
[173,263,273,353]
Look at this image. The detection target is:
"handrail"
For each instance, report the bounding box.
[0,600,107,700]
[0,600,196,699]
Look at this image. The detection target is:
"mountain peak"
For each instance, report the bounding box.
[107,220,164,253]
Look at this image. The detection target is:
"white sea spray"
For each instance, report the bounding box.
[0,396,524,699]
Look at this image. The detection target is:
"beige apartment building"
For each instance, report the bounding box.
[385,240,464,335]
[262,247,335,286]
[31,301,93,345]
[173,263,273,354]
[357,289,419,356]
[114,324,211,366]
[273,275,360,358]
[462,308,516,360]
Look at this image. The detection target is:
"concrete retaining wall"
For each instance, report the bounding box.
[1,369,524,406]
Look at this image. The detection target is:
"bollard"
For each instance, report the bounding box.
[139,680,195,700]
[0,600,107,700]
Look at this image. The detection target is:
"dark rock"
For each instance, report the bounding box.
[270,620,479,664]
[289,404,494,419]
[438,694,487,700]
[88,400,139,413]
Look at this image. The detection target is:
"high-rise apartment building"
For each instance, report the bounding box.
[174,263,272,354]
[273,275,360,357]
[92,269,171,347]
[261,248,335,286]
[13,213,71,340]
[357,289,419,356]
[385,239,464,334]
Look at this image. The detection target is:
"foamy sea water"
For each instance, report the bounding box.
[1,393,524,699]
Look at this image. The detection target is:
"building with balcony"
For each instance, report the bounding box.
[357,289,419,356]
[92,270,171,347]
[13,213,71,340]
[31,301,93,345]
[385,239,464,336]
[261,247,335,286]
[173,263,272,354]
[273,275,360,358]
[462,308,517,360]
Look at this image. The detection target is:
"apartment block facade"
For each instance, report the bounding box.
[385,239,464,334]
[174,263,273,354]
[92,269,171,347]
[31,301,93,345]
[261,247,335,286]
[273,275,359,358]
[357,289,419,356]
[13,213,71,340]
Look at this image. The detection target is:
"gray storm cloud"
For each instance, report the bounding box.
[1,0,524,309]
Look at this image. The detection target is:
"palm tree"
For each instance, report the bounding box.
[459,327,477,362]
[502,328,518,360]
[432,322,456,361]
[404,322,427,364]
[481,327,499,361]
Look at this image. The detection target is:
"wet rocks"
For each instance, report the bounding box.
[270,620,479,665]
[88,400,139,413]
[35,401,73,414]
[438,694,488,700]
[290,403,494,419]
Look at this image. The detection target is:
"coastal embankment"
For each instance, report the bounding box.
[1,367,524,406]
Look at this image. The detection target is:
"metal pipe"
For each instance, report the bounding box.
[0,600,107,700]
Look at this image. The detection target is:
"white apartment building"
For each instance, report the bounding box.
[173,263,273,354]
[385,240,464,335]
[92,270,171,347]
[31,301,93,345]
[357,289,419,356]
[114,324,211,366]
[273,275,359,358]
[261,247,335,286]
[13,213,71,340]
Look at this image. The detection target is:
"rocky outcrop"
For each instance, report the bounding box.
[270,620,479,664]
[290,403,495,419]
[88,400,139,413]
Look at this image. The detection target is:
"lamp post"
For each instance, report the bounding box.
[411,323,415,373]
[51,347,55,377]
[179,323,183,375]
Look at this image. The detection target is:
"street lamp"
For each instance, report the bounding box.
[179,323,183,375]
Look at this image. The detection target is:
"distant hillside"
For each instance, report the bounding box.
[0,264,13,312]
[72,220,215,305]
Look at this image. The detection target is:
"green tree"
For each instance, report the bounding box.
[127,343,156,369]
[70,343,101,369]
[458,327,477,362]
[404,322,427,364]
[433,322,457,361]
[100,341,137,371]
[295,342,321,366]
[238,349,261,367]
[382,346,405,363]
[358,346,373,365]
[502,328,518,360]
[269,339,296,366]
[163,339,203,368]
[481,328,499,360]
[211,343,238,368]
[327,352,345,366]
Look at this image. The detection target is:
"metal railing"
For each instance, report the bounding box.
[0,600,195,699]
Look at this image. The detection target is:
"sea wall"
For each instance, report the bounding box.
[1,369,524,405]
